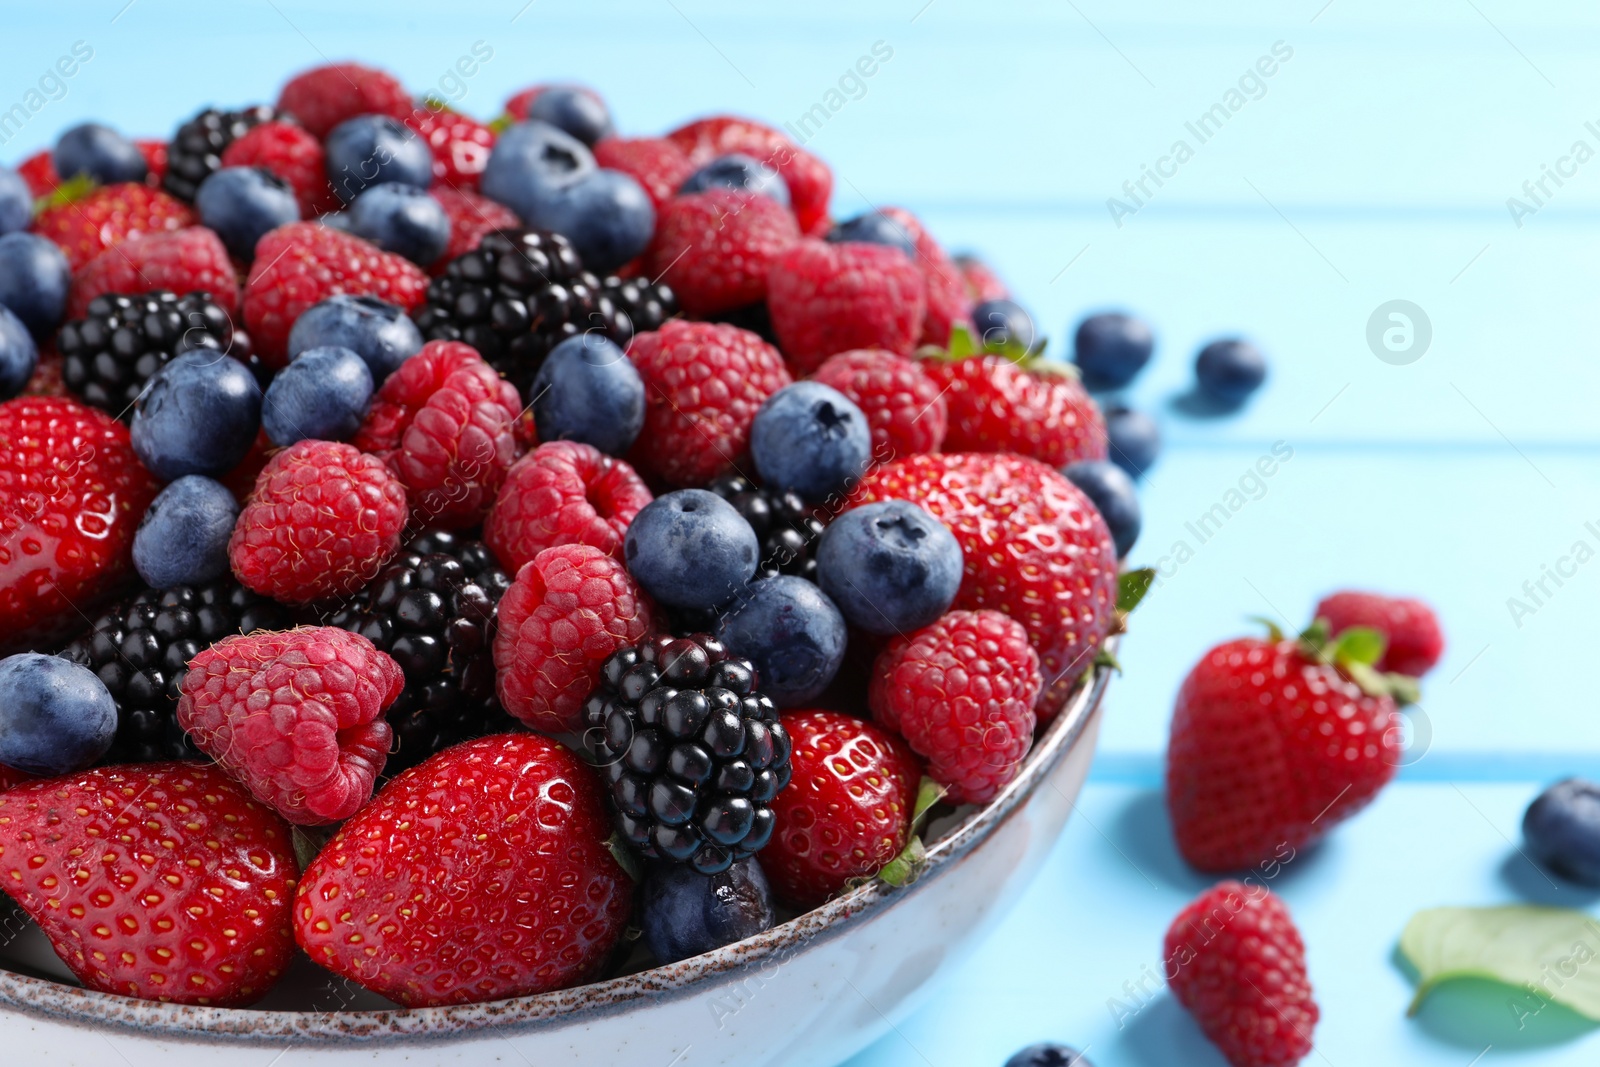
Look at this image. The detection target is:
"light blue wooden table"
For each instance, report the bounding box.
[6,2,1599,1063]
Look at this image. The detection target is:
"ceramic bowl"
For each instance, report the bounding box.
[0,663,1112,1066]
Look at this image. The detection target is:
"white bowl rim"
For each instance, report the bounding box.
[0,663,1112,1045]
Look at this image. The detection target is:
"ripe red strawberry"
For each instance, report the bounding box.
[767,239,926,375]
[764,710,922,908]
[667,116,833,235]
[136,139,169,187]
[243,222,429,366]
[879,206,973,346]
[921,351,1108,468]
[221,120,339,218]
[647,189,799,316]
[229,439,409,605]
[625,320,792,487]
[810,348,947,457]
[32,182,196,270]
[68,226,239,319]
[869,610,1040,804]
[484,440,652,572]
[1165,882,1318,1067]
[276,61,412,140]
[17,149,59,198]
[0,762,297,1005]
[177,627,402,825]
[594,136,695,215]
[295,732,632,1007]
[1166,623,1406,872]
[0,397,158,652]
[955,253,1008,304]
[406,106,496,192]
[1314,590,1444,677]
[850,453,1117,709]
[493,544,655,734]
[352,340,524,529]
[430,185,521,270]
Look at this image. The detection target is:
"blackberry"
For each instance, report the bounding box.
[163,104,279,202]
[322,530,518,776]
[712,302,778,346]
[584,634,791,874]
[706,474,826,582]
[61,578,290,763]
[411,229,629,393]
[601,275,678,347]
[57,290,233,418]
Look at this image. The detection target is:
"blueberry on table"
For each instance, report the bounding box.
[195,166,301,260]
[0,231,70,336]
[54,122,147,185]
[1004,1042,1095,1067]
[133,475,240,589]
[324,114,434,203]
[750,381,873,503]
[346,183,451,266]
[1523,778,1600,885]
[0,653,118,776]
[640,857,776,964]
[130,351,262,481]
[973,297,1036,351]
[530,334,645,456]
[0,166,31,236]
[625,489,760,610]
[1073,311,1154,391]
[1063,459,1141,558]
[817,500,962,635]
[1104,403,1160,479]
[716,575,847,706]
[679,153,790,208]
[0,304,38,401]
[262,344,373,446]
[827,211,917,259]
[287,293,422,385]
[1194,337,1267,407]
[524,85,614,147]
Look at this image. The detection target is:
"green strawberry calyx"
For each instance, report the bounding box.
[1258,616,1421,705]
[916,321,1060,373]
[876,777,948,889]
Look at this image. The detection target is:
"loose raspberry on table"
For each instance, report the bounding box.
[68,226,240,319]
[767,238,926,376]
[810,348,947,457]
[484,440,652,572]
[221,120,340,218]
[646,189,799,316]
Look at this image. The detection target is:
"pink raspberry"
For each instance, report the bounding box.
[880,206,974,346]
[868,610,1042,804]
[229,440,409,605]
[594,136,695,216]
[767,239,926,376]
[493,545,655,734]
[176,627,403,824]
[353,340,525,530]
[646,190,799,316]
[484,441,652,572]
[69,227,239,320]
[810,348,947,458]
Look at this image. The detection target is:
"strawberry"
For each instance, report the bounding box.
[767,238,926,375]
[31,182,196,271]
[879,206,973,346]
[646,189,799,316]
[221,120,340,219]
[406,106,496,192]
[0,397,159,652]
[430,185,520,271]
[276,61,412,140]
[667,116,833,235]
[0,762,298,1005]
[68,226,239,319]
[594,136,695,216]
[17,149,59,198]
[1166,882,1318,1067]
[136,139,169,187]
[295,733,633,1006]
[1314,590,1444,677]
[1166,620,1412,872]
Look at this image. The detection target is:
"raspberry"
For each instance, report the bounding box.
[1165,882,1318,1067]
[811,348,947,457]
[667,116,833,235]
[1314,590,1444,677]
[228,439,409,605]
[922,354,1108,468]
[276,61,412,140]
[136,140,169,187]
[67,226,240,320]
[32,182,196,271]
[17,149,59,198]
[767,239,926,375]
[177,627,403,824]
[352,340,524,530]
[406,106,496,192]
[221,120,339,218]
[647,189,799,316]
[850,453,1118,710]
[763,710,922,908]
[429,185,520,270]
[163,104,279,202]
[625,320,792,487]
[243,222,430,367]
[869,610,1040,803]
[594,136,695,215]
[58,290,234,418]
[0,397,159,651]
[484,441,653,572]
[493,544,655,734]
[880,207,973,346]
[955,253,1009,304]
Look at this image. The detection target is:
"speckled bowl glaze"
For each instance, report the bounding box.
[0,663,1112,1066]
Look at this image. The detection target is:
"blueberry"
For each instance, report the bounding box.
[1524,778,1600,885]
[524,85,614,147]
[1104,404,1160,479]
[130,351,262,481]
[0,304,38,400]
[1004,1043,1094,1067]
[195,166,300,260]
[516,169,655,276]
[54,122,147,185]
[262,345,373,447]
[625,489,760,609]
[716,576,847,706]
[1194,337,1266,407]
[973,298,1036,351]
[817,501,962,635]
[827,211,916,259]
[482,120,597,210]
[0,653,117,776]
[324,115,434,204]
[750,382,872,503]
[1063,460,1141,557]
[1073,312,1154,391]
[639,857,775,965]
[678,154,789,208]
[0,232,70,336]
[132,475,239,589]
[346,183,451,266]
[287,293,423,384]
[530,334,644,456]
[0,167,31,236]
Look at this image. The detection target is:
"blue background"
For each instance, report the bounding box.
[6,1,1600,1063]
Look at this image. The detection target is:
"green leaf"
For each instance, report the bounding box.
[945,321,978,360]
[1401,905,1600,1020]
[1092,647,1123,674]
[291,825,334,872]
[1247,615,1286,643]
[1117,567,1155,614]
[910,776,947,831]
[876,836,928,888]
[606,833,643,883]
[1297,616,1333,659]
[1332,625,1387,669]
[36,173,96,213]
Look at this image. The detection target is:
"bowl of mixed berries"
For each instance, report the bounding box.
[0,62,1145,1066]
